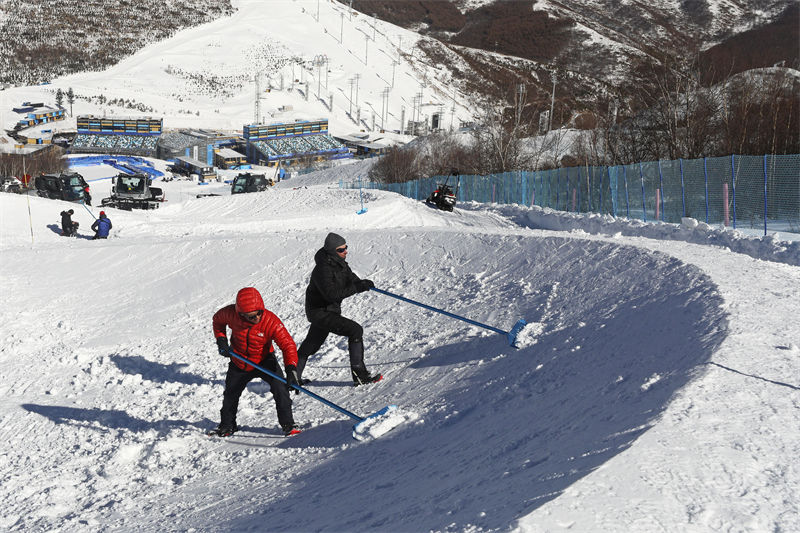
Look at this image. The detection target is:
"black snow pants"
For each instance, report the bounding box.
[296,310,365,378]
[219,353,294,430]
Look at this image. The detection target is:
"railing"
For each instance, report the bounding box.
[341,154,800,236]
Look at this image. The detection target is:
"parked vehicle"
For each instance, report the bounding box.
[101,172,164,210]
[1,176,23,193]
[34,172,91,203]
[231,172,272,194]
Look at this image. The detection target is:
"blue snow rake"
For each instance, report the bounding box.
[227,350,397,440]
[370,287,527,347]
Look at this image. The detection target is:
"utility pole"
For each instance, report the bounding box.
[254,74,261,124]
[340,12,344,43]
[400,105,405,134]
[549,70,557,131]
[364,35,369,64]
[348,77,354,116]
[349,0,353,20]
[372,13,377,40]
[515,83,526,125]
[313,55,326,98]
[381,87,390,130]
[450,86,457,131]
[355,74,360,110]
[316,0,320,22]
[391,60,398,88]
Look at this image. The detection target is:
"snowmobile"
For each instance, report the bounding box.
[101,172,164,210]
[425,169,460,212]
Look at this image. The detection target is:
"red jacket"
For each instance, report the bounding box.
[212,287,298,371]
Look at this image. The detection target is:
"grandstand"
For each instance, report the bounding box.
[68,115,162,157]
[157,129,238,166]
[243,119,351,167]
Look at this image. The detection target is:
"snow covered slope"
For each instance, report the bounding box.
[1,163,798,532]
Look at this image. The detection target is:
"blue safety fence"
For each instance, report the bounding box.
[341,154,800,236]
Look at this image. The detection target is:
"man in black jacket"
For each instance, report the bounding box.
[296,232,381,386]
[60,209,78,236]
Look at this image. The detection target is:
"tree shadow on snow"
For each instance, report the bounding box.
[109,353,213,386]
[224,238,730,532]
[22,403,213,435]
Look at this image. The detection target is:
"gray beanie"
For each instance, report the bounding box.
[324,232,346,252]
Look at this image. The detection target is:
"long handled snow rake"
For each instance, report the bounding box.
[228,349,400,440]
[370,287,527,347]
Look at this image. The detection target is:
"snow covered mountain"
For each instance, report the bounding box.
[1,0,797,133]
[0,0,478,141]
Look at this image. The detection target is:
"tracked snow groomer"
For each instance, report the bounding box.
[425,168,460,212]
[101,172,164,210]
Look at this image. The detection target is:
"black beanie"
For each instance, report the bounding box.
[324,232,346,252]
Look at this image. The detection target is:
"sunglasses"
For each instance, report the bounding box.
[335,246,348,253]
[239,310,263,321]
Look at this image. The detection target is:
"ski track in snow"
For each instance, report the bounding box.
[0,167,798,532]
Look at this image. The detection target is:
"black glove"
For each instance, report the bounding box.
[285,364,301,394]
[357,279,375,292]
[216,337,230,357]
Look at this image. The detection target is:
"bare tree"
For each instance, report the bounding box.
[469,85,539,173]
[368,145,420,183]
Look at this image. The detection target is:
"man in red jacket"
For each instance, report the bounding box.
[211,287,302,437]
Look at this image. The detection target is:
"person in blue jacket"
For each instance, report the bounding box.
[91,211,112,240]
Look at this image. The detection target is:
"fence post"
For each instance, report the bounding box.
[763,154,768,236]
[624,165,630,218]
[521,172,527,206]
[599,166,605,214]
[577,166,582,212]
[703,157,709,223]
[639,162,647,222]
[731,154,737,229]
[679,158,686,218]
[556,168,560,209]
[657,159,665,221]
[588,165,593,212]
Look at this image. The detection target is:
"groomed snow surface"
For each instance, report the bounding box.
[1,161,798,532]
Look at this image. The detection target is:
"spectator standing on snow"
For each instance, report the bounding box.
[91,211,112,239]
[60,209,78,237]
[295,232,381,386]
[212,287,302,437]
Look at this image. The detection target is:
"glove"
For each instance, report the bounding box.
[357,279,375,292]
[285,365,301,394]
[216,337,230,357]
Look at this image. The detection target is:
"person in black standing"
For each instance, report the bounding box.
[60,209,78,236]
[296,233,381,386]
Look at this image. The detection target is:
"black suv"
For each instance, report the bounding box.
[35,172,91,203]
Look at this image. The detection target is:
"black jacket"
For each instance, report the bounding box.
[304,247,362,319]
